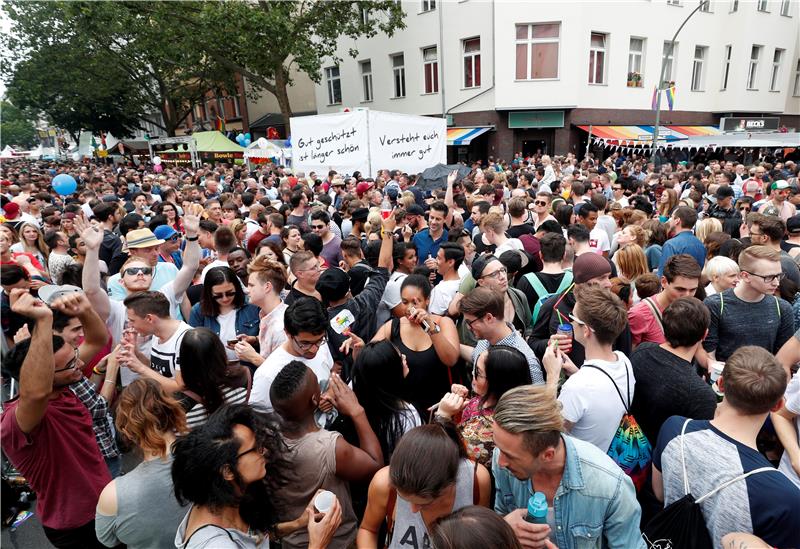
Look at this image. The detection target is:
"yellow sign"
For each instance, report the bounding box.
[97,149,108,158]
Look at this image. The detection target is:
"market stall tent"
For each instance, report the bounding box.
[244,138,292,168]
[159,131,245,164]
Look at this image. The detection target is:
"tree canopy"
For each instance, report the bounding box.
[0,100,38,149]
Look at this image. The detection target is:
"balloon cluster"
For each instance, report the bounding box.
[236,132,252,147]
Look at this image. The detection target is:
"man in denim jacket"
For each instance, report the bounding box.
[492,385,646,549]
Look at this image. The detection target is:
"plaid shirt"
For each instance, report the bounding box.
[472,325,545,385]
[69,377,120,459]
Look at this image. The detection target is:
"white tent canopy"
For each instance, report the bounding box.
[672,132,800,149]
[244,137,292,168]
[0,145,15,158]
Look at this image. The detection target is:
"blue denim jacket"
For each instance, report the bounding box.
[492,435,646,549]
[188,302,261,338]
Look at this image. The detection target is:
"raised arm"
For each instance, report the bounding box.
[77,216,110,321]
[443,170,457,227]
[53,291,109,364]
[10,289,55,434]
[173,205,202,296]
[378,212,395,271]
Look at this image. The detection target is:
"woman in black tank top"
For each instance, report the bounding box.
[373,275,460,418]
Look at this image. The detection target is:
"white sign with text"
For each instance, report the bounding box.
[367,111,447,174]
[291,111,369,176]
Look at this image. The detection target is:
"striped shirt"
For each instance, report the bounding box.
[185,385,249,429]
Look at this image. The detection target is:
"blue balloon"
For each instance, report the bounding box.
[52,173,77,196]
[285,137,291,148]
[244,138,251,147]
[244,133,251,141]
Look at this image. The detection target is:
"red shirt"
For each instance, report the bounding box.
[1,390,110,530]
[628,297,667,347]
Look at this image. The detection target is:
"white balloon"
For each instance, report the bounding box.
[71,152,80,161]
[153,156,162,165]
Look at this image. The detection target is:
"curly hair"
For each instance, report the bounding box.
[171,404,289,532]
[115,378,188,458]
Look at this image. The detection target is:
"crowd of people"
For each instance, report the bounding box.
[1,149,799,549]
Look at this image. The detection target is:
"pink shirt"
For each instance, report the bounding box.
[628,297,666,347]
[259,302,288,359]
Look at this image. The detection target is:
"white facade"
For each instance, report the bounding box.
[314,0,800,117]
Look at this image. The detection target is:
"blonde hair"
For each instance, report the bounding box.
[364,208,382,234]
[615,244,649,281]
[695,218,723,243]
[400,192,416,210]
[702,255,740,281]
[481,212,505,234]
[621,224,647,247]
[115,379,187,458]
[657,188,679,217]
[738,244,781,272]
[494,385,563,455]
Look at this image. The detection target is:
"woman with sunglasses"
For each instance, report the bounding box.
[352,341,421,464]
[172,404,342,549]
[189,266,260,365]
[433,345,531,468]
[95,379,190,548]
[373,275,459,417]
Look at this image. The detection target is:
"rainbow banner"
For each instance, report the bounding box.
[215,115,226,133]
[665,86,675,111]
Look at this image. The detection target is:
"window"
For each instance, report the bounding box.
[421,0,435,11]
[463,37,481,88]
[232,95,241,118]
[195,102,206,122]
[627,38,645,87]
[748,45,762,89]
[667,0,682,5]
[699,0,711,11]
[793,59,800,95]
[360,60,373,102]
[361,8,370,24]
[770,49,784,91]
[515,23,561,80]
[423,46,439,93]
[325,66,341,105]
[721,44,732,90]
[392,54,406,98]
[781,0,791,15]
[588,33,607,84]
[691,46,707,91]
[730,0,739,11]
[757,0,769,11]
[662,41,678,84]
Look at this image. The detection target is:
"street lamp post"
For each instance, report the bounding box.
[651,0,710,161]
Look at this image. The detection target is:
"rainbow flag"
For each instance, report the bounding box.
[215,115,226,132]
[651,86,658,110]
[666,86,675,111]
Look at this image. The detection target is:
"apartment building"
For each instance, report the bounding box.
[314,0,800,162]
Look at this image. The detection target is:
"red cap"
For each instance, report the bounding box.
[1,180,11,187]
[2,202,20,219]
[356,181,373,195]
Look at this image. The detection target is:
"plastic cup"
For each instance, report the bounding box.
[709,361,725,383]
[381,209,392,219]
[314,490,335,514]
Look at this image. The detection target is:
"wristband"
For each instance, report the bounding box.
[93,366,106,376]
[185,235,199,242]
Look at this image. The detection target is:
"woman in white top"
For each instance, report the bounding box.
[11,222,49,274]
[353,341,422,464]
[281,225,303,266]
[702,255,740,296]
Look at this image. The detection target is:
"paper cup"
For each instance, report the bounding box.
[314,490,335,514]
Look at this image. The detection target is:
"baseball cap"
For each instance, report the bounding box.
[770,180,789,192]
[2,202,20,220]
[787,215,800,234]
[38,284,82,306]
[471,254,500,280]
[351,207,369,222]
[406,204,425,216]
[356,181,373,195]
[315,267,351,302]
[153,225,178,241]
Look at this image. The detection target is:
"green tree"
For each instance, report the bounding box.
[191,0,406,131]
[0,100,38,149]
[2,1,237,136]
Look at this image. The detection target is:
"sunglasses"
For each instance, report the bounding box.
[533,200,548,206]
[124,266,153,276]
[212,290,237,299]
[167,235,181,242]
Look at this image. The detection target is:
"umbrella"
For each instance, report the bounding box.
[415,163,471,192]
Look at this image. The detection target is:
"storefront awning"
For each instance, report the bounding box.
[447,126,493,146]
[577,125,720,146]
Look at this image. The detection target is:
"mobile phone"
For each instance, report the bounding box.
[227,339,240,346]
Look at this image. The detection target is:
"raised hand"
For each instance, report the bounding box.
[447,169,459,186]
[436,392,466,419]
[327,373,363,417]
[182,203,203,236]
[75,216,103,250]
[381,208,397,233]
[50,291,93,317]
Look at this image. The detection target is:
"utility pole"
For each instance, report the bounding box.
[652,0,710,161]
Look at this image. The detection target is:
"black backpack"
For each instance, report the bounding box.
[642,419,776,549]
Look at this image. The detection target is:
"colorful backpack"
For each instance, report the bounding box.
[583,362,652,491]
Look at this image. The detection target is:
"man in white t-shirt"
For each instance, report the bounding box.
[115,291,192,393]
[429,242,465,315]
[250,296,334,412]
[577,201,610,257]
[554,284,634,452]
